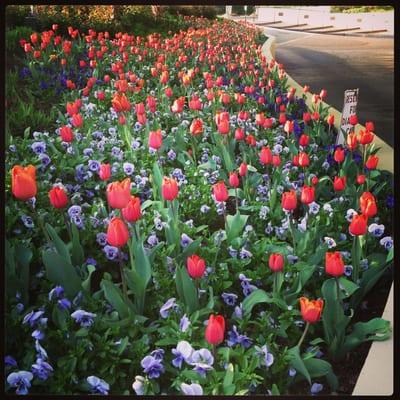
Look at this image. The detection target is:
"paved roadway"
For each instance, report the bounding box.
[261,27,394,147]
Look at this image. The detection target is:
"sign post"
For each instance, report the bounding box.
[336,88,359,145]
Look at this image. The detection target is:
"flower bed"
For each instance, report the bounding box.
[5,16,394,396]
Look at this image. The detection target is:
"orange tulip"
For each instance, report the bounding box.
[122,196,142,222]
[325,251,345,277]
[365,155,379,170]
[162,177,179,201]
[346,132,358,151]
[106,178,131,209]
[298,152,310,167]
[49,186,68,209]
[349,213,368,236]
[299,297,324,324]
[358,129,374,145]
[213,181,229,202]
[281,190,297,211]
[190,118,203,136]
[11,165,37,200]
[106,217,129,247]
[359,192,377,217]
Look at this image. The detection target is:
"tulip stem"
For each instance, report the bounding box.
[223,205,227,229]
[212,344,217,360]
[352,235,361,283]
[297,322,310,349]
[64,212,72,243]
[289,215,297,254]
[119,257,128,303]
[335,277,343,309]
[235,187,239,213]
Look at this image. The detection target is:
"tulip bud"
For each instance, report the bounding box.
[122,196,142,222]
[349,114,358,126]
[49,186,68,209]
[186,254,206,279]
[359,192,377,217]
[281,190,297,211]
[300,185,315,205]
[365,155,379,170]
[190,119,203,136]
[272,155,281,167]
[334,147,345,163]
[327,114,334,126]
[311,176,319,186]
[148,129,163,150]
[213,181,229,202]
[325,251,344,277]
[299,297,324,324]
[269,253,284,272]
[162,177,179,201]
[98,163,111,181]
[205,314,225,345]
[349,213,368,236]
[239,162,248,177]
[107,217,129,247]
[298,152,310,167]
[356,174,365,185]
[333,176,346,192]
[346,132,358,151]
[299,134,310,147]
[234,128,245,141]
[229,172,240,188]
[260,147,273,165]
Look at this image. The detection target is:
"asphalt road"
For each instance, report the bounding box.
[261,27,394,147]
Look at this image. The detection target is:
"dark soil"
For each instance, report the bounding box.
[289,270,393,395]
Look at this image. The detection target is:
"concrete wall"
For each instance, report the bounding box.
[257,7,394,33]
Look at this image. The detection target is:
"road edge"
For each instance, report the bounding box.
[261,33,393,396]
[261,34,393,173]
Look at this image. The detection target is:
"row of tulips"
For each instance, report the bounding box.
[5,15,393,395]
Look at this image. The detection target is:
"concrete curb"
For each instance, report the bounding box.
[261,34,394,396]
[261,34,393,173]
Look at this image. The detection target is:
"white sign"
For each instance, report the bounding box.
[336,88,359,145]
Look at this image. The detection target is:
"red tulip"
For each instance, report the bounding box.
[320,89,327,100]
[299,297,324,324]
[272,155,281,167]
[148,129,163,150]
[229,172,240,188]
[162,177,179,201]
[60,125,74,142]
[11,165,37,200]
[349,114,358,126]
[359,192,377,217]
[107,178,131,209]
[333,176,346,192]
[334,147,345,163]
[349,213,368,236]
[217,119,230,135]
[49,186,68,209]
[300,185,315,205]
[234,128,245,141]
[281,190,297,211]
[213,181,229,202]
[365,155,379,170]
[356,174,366,185]
[122,196,142,222]
[186,254,206,279]
[71,113,83,128]
[205,314,225,345]
[107,217,129,247]
[99,163,111,181]
[325,251,345,277]
[303,112,311,123]
[260,147,273,165]
[246,134,256,147]
[299,134,310,147]
[239,162,248,177]
[190,119,203,136]
[269,253,284,272]
[365,121,375,132]
[358,129,374,145]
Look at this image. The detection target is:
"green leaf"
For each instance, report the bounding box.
[52,306,68,330]
[152,160,163,200]
[288,346,311,384]
[285,263,316,304]
[42,250,82,298]
[223,363,235,394]
[117,337,130,355]
[271,384,280,395]
[175,265,199,314]
[81,265,96,292]
[342,318,391,355]
[133,240,152,287]
[242,289,287,317]
[45,223,71,264]
[303,358,338,391]
[338,277,360,298]
[70,223,84,267]
[246,165,257,172]
[100,280,130,319]
[226,211,249,244]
